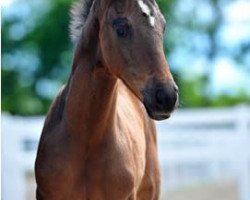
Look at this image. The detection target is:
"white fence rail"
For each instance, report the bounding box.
[157,105,250,200]
[2,105,250,200]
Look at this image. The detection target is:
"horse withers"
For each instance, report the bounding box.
[35,0,178,199]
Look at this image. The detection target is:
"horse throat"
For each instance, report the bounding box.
[64,62,118,138]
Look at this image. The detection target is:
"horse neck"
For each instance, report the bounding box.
[64,59,118,141]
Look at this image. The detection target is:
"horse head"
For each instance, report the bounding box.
[70,0,179,120]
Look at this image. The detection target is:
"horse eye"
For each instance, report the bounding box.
[116,25,128,37]
[112,17,129,38]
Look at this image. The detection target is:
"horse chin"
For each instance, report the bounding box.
[152,113,171,121]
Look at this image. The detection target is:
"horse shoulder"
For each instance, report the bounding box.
[35,85,76,197]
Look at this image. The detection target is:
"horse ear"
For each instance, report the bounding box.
[70,0,95,44]
[71,0,100,72]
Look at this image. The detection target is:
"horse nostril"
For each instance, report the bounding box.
[155,87,178,111]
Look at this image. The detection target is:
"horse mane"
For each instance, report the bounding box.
[69,0,94,44]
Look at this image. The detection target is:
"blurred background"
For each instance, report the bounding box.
[1,0,250,199]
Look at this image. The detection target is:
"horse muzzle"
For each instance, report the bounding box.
[142,81,179,121]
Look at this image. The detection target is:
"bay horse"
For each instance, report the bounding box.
[35,0,178,199]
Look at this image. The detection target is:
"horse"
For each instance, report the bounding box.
[35,0,178,199]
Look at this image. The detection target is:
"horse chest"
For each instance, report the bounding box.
[82,127,146,198]
[36,131,146,200]
[43,132,147,200]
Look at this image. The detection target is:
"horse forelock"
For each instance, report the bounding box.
[69,0,94,44]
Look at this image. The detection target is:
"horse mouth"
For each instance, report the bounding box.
[144,104,171,121]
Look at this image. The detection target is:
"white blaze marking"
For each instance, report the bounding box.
[149,16,155,26]
[138,0,150,15]
[137,0,155,27]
